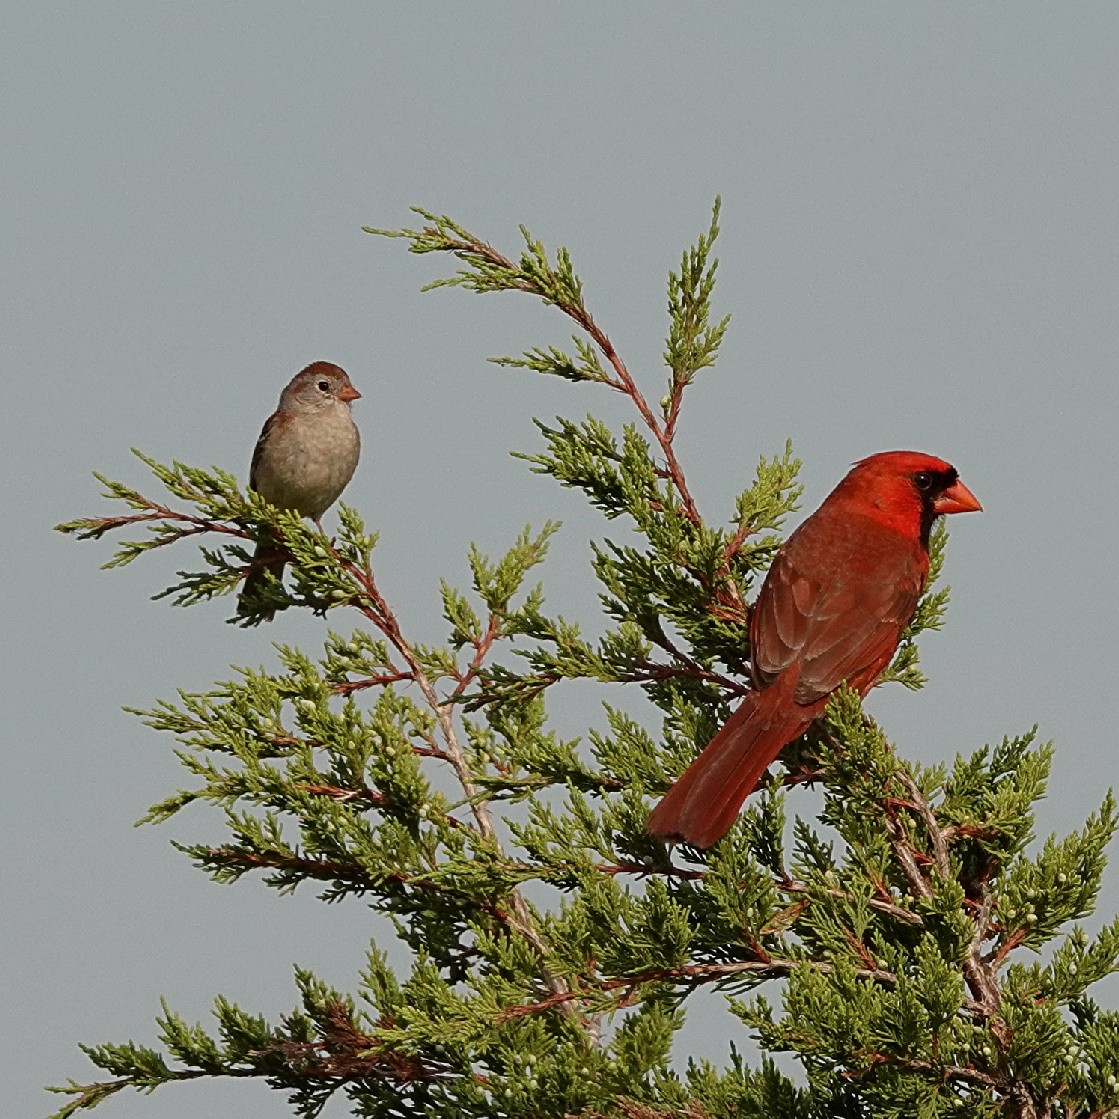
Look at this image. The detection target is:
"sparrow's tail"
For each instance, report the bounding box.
[647,669,812,849]
[236,544,286,624]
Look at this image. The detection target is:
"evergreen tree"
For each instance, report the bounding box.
[52,204,1119,1119]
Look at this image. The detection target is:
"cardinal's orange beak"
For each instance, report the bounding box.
[934,478,982,515]
[337,384,362,403]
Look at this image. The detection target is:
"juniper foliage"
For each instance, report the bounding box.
[51,204,1119,1119]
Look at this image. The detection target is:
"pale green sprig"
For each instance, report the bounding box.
[492,337,610,385]
[365,208,585,308]
[664,196,731,401]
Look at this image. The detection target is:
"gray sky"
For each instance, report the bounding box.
[5,5,1119,1116]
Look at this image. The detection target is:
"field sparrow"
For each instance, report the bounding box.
[238,361,361,620]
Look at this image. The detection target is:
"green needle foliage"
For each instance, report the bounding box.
[51,203,1119,1119]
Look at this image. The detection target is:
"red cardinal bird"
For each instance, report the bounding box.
[647,450,981,849]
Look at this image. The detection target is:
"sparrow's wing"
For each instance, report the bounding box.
[249,411,283,492]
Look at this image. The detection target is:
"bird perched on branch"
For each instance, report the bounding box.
[238,362,361,621]
[647,450,981,849]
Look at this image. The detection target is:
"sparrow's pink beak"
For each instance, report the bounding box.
[337,384,362,403]
[934,478,982,515]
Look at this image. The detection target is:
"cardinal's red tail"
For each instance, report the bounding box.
[647,669,812,849]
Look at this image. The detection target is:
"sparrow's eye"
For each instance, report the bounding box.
[913,471,935,492]
[317,380,331,393]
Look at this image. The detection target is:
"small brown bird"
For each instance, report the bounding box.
[238,362,362,620]
[647,451,981,849]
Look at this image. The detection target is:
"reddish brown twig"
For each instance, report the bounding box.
[332,670,414,694]
[452,615,501,698]
[495,955,901,1024]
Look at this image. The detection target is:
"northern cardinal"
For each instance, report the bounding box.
[647,450,981,849]
[239,362,362,621]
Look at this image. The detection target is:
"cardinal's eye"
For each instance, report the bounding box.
[913,471,934,492]
[317,380,331,392]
